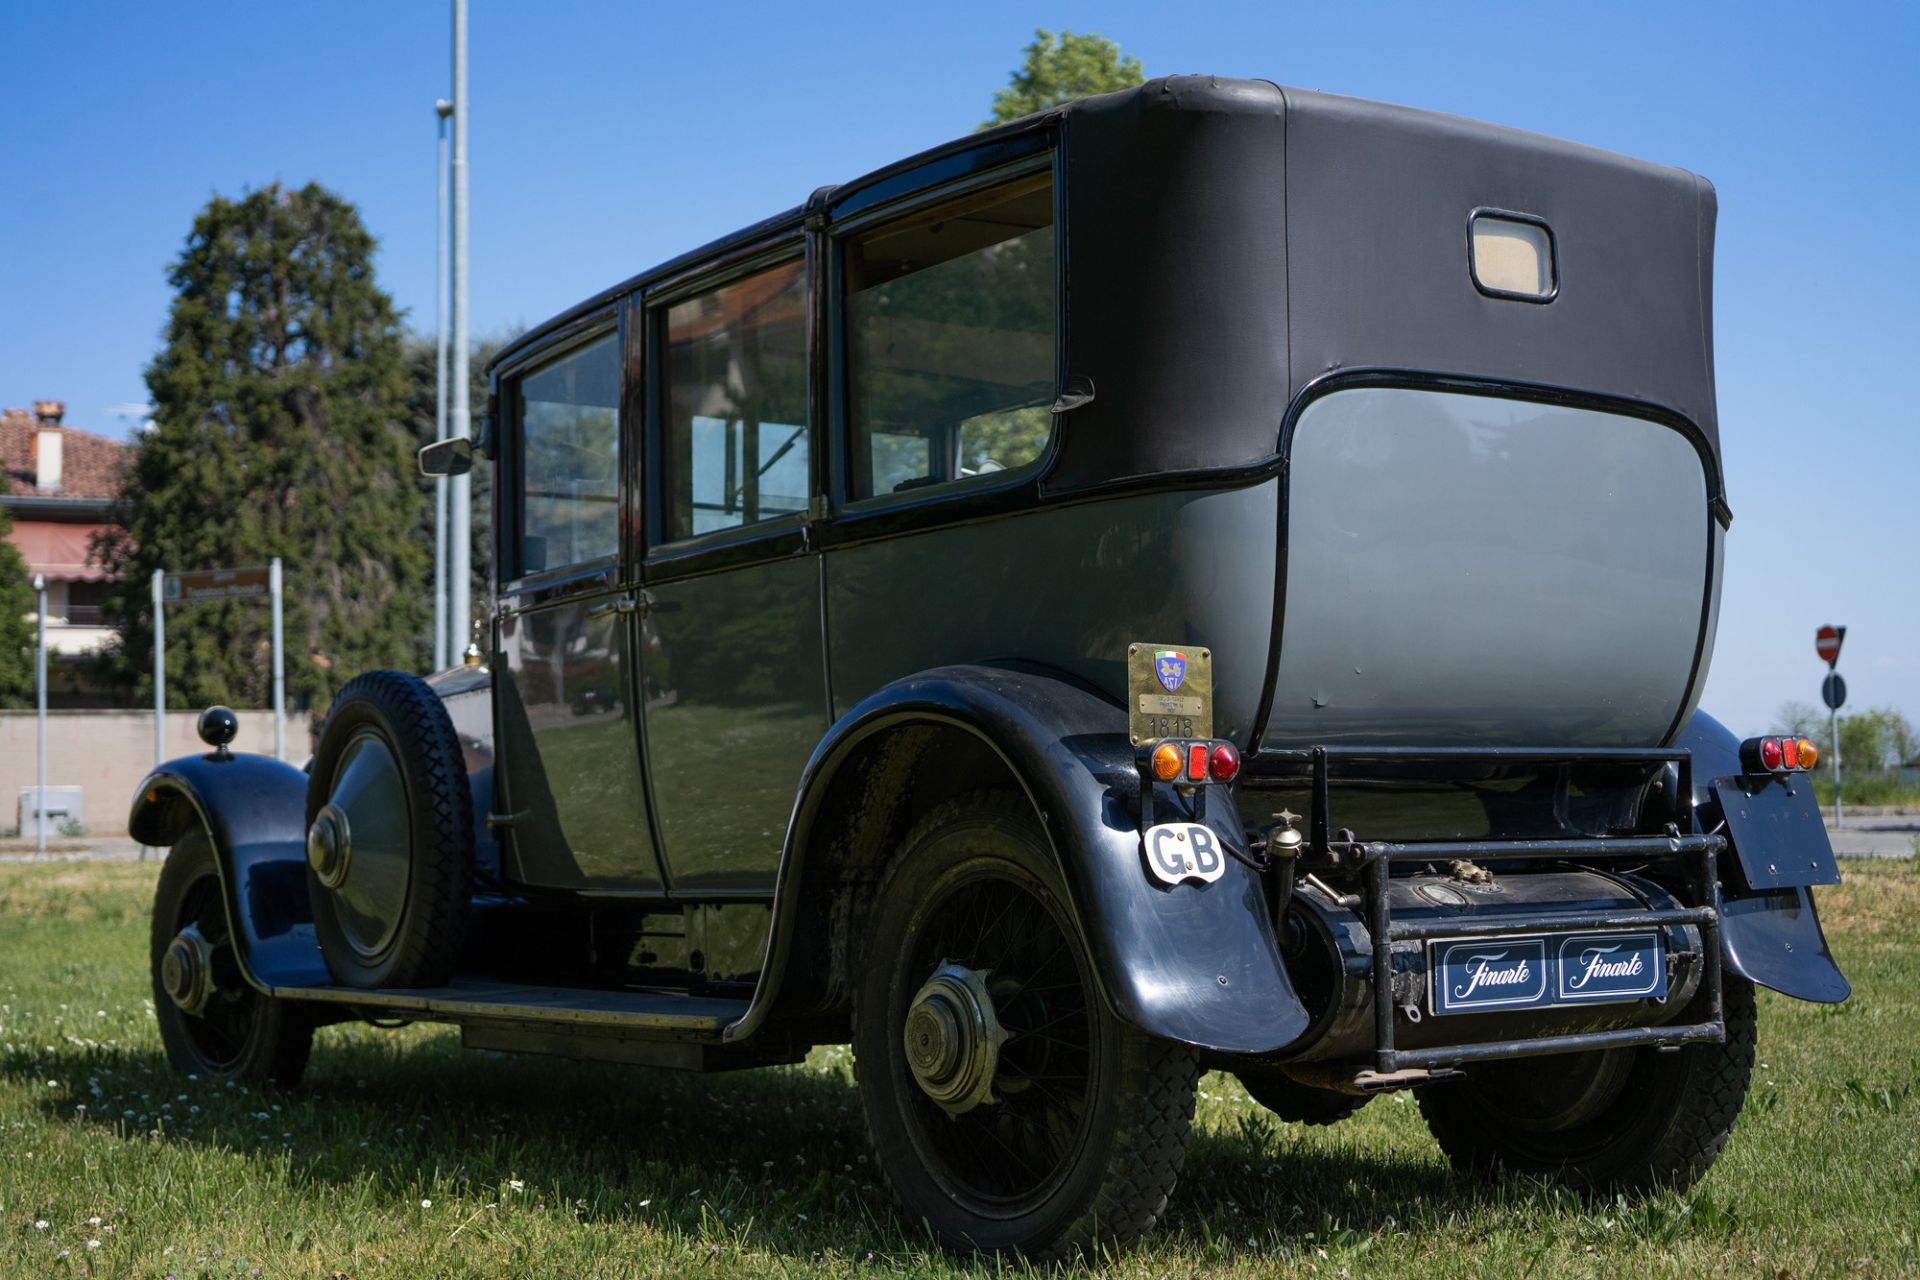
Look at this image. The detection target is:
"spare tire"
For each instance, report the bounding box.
[305,670,473,988]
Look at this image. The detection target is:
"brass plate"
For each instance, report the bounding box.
[1126,643,1213,746]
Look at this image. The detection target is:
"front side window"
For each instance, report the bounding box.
[844,170,1056,500]
[516,332,620,576]
[661,258,809,541]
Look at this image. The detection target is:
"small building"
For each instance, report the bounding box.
[2,400,130,707]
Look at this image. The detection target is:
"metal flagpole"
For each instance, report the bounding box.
[270,557,286,762]
[448,0,472,663]
[152,568,165,768]
[434,99,453,671]
[34,575,46,852]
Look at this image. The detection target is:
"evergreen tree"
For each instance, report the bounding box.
[0,475,36,707]
[981,29,1145,129]
[96,182,427,712]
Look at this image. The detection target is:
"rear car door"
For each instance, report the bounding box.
[639,239,829,894]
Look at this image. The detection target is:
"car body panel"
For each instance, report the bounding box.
[731,663,1312,1054]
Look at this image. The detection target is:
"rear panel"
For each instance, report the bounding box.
[1262,387,1712,748]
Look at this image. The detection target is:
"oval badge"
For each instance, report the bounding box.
[1142,822,1226,887]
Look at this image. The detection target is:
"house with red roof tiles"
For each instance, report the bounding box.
[2,400,131,705]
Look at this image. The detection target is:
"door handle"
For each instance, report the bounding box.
[586,596,640,621]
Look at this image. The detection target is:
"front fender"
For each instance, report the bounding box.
[1675,710,1850,1003]
[733,663,1310,1054]
[129,752,329,991]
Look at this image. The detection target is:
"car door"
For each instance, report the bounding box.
[491,313,668,892]
[638,239,829,895]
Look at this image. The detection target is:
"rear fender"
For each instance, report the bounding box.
[1675,710,1850,1003]
[129,752,329,991]
[733,663,1310,1054]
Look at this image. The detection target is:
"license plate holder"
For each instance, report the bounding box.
[1429,930,1668,1016]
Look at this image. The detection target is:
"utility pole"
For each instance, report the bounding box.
[448,0,472,662]
[434,98,453,671]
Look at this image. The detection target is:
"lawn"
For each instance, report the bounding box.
[2,857,1915,1278]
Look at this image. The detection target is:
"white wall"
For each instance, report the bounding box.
[0,709,290,834]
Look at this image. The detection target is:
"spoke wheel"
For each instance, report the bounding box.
[150,828,312,1087]
[898,868,1099,1209]
[855,791,1198,1259]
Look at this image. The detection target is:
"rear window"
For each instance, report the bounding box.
[843,171,1056,500]
[660,258,810,541]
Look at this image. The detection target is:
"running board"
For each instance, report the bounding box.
[270,977,749,1039]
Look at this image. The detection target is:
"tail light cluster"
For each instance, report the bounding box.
[1740,735,1819,775]
[1148,739,1241,784]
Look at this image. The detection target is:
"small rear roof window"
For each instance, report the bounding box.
[1469,210,1556,302]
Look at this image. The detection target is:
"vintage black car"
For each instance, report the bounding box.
[134,77,1847,1258]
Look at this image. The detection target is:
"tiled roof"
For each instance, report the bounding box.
[0,407,131,501]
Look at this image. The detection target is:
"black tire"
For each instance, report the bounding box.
[150,828,313,1087]
[1235,1066,1372,1127]
[1417,974,1757,1193]
[305,670,472,988]
[853,791,1199,1259]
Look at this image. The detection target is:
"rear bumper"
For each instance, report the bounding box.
[1234,743,1844,1070]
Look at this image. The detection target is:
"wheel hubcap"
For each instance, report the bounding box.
[316,730,414,957]
[161,924,217,1016]
[905,963,1008,1115]
[306,802,353,889]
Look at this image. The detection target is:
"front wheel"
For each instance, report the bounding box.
[150,828,313,1087]
[1417,974,1757,1192]
[854,792,1198,1259]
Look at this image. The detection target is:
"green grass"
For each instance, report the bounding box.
[2,859,1917,1278]
[1809,772,1920,809]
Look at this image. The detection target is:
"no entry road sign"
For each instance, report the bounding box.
[1816,625,1845,667]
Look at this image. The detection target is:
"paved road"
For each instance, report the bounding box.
[1823,814,1920,859]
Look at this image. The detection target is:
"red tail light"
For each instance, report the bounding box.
[1740,735,1816,775]
[1186,743,1209,782]
[1208,742,1241,782]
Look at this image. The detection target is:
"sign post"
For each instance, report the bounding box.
[155,564,287,766]
[1817,625,1847,829]
[34,574,46,852]
[269,558,285,761]
[152,569,165,771]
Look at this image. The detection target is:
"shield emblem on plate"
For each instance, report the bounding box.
[1155,650,1187,692]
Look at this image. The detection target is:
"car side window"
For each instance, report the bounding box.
[660,257,809,541]
[843,170,1056,500]
[514,332,620,576]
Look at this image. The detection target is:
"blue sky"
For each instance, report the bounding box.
[2,1,1914,735]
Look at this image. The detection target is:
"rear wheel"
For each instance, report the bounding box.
[854,792,1198,1259]
[1417,975,1756,1192]
[150,828,312,1087]
[305,670,472,988]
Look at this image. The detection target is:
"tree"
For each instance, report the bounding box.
[95,182,427,713]
[1839,707,1919,772]
[981,29,1144,129]
[0,474,35,707]
[1777,701,1824,741]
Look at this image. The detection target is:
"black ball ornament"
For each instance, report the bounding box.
[198,705,239,758]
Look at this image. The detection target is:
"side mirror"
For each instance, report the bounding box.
[418,436,474,477]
